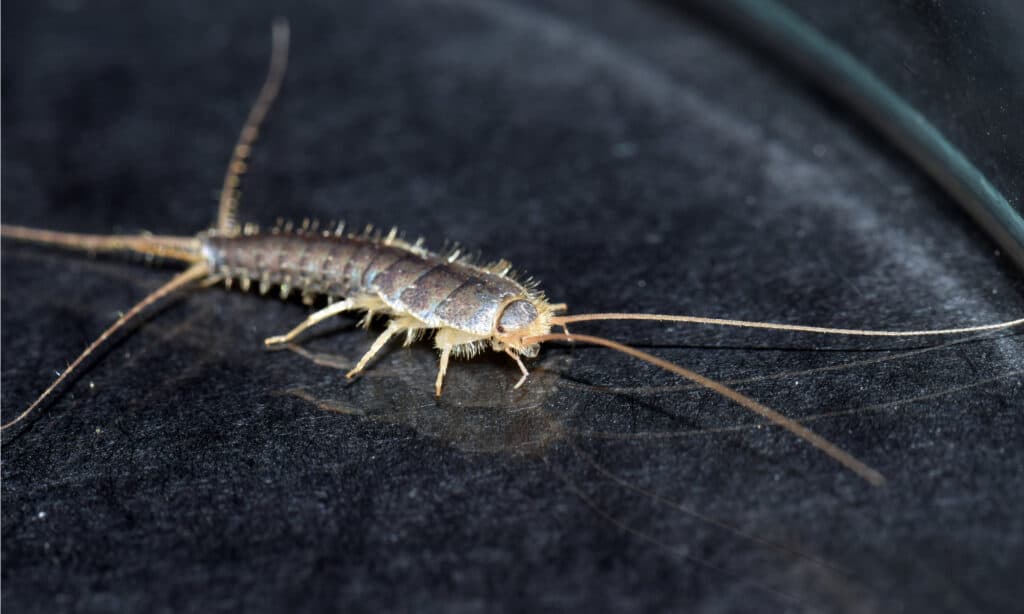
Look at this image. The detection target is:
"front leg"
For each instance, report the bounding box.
[432,327,489,397]
[435,345,452,398]
[504,349,530,389]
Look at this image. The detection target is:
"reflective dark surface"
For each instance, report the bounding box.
[3,2,1023,612]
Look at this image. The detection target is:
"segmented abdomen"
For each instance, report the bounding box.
[201,232,529,335]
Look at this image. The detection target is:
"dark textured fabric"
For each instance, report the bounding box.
[3,2,1022,613]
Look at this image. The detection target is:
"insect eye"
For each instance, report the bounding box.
[497,299,538,333]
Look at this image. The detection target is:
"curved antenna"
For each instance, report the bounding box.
[1,262,210,433]
[524,332,885,486]
[551,312,1024,337]
[216,18,290,236]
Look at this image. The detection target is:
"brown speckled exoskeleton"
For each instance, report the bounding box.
[3,20,1021,487]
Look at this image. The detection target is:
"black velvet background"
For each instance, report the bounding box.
[3,2,1023,613]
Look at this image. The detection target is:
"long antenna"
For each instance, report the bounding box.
[551,312,1024,337]
[216,18,290,235]
[525,332,885,486]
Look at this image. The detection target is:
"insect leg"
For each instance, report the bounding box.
[345,318,426,379]
[432,328,487,397]
[264,299,355,347]
[435,345,452,398]
[505,349,530,389]
[358,311,377,329]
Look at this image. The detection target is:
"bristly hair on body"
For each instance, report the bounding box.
[2,18,1022,489]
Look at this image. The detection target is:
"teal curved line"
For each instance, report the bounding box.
[716,0,1024,269]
